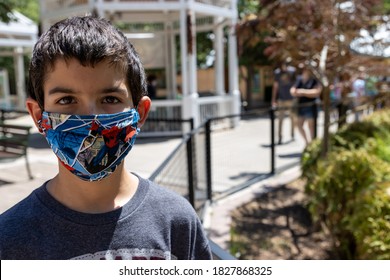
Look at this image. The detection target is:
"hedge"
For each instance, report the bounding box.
[302,109,390,259]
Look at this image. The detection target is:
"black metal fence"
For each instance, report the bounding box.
[149,123,210,212]
[149,102,318,212]
[149,94,388,213]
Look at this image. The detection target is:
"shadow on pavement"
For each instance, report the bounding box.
[0,179,12,187]
[278,152,302,158]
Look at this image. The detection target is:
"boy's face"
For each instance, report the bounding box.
[43,58,134,115]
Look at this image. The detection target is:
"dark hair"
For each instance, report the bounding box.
[28,16,147,109]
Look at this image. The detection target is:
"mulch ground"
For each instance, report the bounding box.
[230,178,335,260]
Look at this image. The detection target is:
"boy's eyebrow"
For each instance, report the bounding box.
[48,86,75,95]
[101,87,129,95]
[48,86,129,95]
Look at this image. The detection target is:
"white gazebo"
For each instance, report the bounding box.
[0,11,38,108]
[40,0,241,128]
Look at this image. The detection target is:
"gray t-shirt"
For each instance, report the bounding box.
[0,176,212,260]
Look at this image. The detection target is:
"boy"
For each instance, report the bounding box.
[0,16,212,260]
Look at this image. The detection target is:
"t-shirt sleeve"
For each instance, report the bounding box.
[192,217,213,260]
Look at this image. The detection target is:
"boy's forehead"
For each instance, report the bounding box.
[43,58,129,91]
[45,57,123,74]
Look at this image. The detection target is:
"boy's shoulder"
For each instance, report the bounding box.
[0,187,43,245]
[0,189,40,223]
[138,176,197,217]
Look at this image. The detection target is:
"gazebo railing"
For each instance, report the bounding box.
[198,95,234,129]
[141,95,234,136]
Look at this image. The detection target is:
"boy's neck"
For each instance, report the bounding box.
[46,162,139,214]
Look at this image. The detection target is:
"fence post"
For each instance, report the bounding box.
[186,134,195,208]
[189,118,194,131]
[312,102,318,139]
[205,119,213,202]
[270,107,275,174]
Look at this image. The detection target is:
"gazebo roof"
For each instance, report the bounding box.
[0,11,38,48]
[41,0,237,30]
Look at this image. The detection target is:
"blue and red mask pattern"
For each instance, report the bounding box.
[39,109,140,181]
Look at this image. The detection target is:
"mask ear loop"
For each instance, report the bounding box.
[37,100,46,135]
[37,118,46,135]
[134,102,141,120]
[37,103,45,135]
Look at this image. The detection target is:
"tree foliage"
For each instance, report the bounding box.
[237,0,390,155]
[241,0,389,76]
[0,0,39,23]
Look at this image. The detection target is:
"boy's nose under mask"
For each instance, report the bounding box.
[38,109,140,181]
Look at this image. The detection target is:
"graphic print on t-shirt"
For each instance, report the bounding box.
[71,248,177,260]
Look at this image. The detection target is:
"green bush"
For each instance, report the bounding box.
[350,181,390,259]
[303,109,390,259]
[302,109,390,174]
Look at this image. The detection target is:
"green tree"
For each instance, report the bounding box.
[0,0,39,23]
[236,1,272,108]
[384,0,390,12]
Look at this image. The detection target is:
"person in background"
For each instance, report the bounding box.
[271,62,296,145]
[336,72,352,128]
[290,67,322,146]
[351,73,366,121]
[146,74,157,99]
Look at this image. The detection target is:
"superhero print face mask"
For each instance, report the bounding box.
[38,109,140,181]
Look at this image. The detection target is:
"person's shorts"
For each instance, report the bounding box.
[298,105,316,119]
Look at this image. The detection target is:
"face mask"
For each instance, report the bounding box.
[38,109,140,181]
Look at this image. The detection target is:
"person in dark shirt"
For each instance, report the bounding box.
[290,67,322,146]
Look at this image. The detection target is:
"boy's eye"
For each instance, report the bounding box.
[57,96,75,105]
[102,96,121,104]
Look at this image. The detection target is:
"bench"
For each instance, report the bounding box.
[0,123,33,179]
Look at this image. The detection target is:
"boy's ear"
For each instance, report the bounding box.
[137,96,151,128]
[26,98,43,133]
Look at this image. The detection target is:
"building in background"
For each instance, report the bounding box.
[0,11,38,108]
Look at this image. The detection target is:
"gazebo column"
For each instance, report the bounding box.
[0,69,11,107]
[94,0,105,17]
[165,20,177,99]
[228,1,241,126]
[14,47,26,108]
[214,16,225,96]
[170,24,178,99]
[188,11,198,98]
[39,0,50,31]
[180,5,199,129]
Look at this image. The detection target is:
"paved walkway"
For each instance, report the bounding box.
[203,165,301,251]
